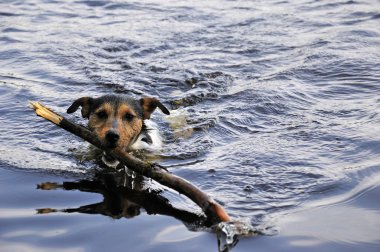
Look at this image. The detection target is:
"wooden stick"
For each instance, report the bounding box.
[30,101,230,224]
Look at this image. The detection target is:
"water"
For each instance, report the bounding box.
[1,0,380,251]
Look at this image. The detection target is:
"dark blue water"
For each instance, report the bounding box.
[1,0,380,251]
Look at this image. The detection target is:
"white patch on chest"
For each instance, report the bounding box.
[130,120,163,151]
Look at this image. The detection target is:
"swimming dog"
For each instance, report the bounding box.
[67,95,170,167]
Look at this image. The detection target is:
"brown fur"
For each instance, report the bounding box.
[88,103,142,150]
[140,97,170,120]
[67,95,170,151]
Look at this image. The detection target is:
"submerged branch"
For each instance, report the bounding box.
[29,101,230,225]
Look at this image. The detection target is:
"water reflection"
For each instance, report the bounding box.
[36,169,248,251]
[37,170,207,225]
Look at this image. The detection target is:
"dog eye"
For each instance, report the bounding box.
[123,113,134,121]
[96,111,108,119]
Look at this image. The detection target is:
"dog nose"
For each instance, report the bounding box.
[105,131,120,146]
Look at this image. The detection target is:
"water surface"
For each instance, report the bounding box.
[1,0,380,251]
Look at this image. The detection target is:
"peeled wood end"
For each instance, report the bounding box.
[29,101,63,125]
[211,201,231,222]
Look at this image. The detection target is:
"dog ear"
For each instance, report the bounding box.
[67,97,93,119]
[140,97,170,119]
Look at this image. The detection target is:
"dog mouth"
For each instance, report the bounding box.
[99,136,120,150]
[104,142,118,149]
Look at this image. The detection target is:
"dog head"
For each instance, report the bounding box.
[67,95,170,150]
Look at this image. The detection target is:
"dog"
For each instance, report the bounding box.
[67,94,170,167]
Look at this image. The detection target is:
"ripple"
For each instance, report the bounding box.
[1,0,380,237]
[74,0,108,7]
[0,12,21,17]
